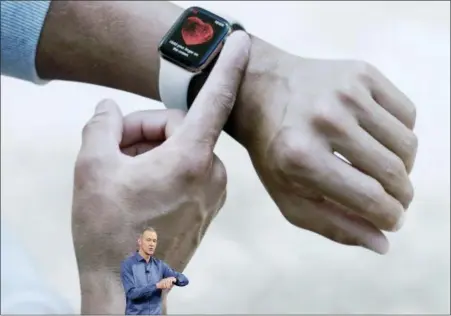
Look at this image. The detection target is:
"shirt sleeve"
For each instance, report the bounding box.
[161,261,189,287]
[1,0,51,84]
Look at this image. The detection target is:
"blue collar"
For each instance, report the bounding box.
[134,251,153,263]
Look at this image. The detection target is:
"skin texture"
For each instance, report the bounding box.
[36,0,418,314]
[71,31,251,314]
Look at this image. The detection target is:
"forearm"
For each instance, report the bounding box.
[78,269,127,314]
[127,284,159,300]
[36,0,289,148]
[36,1,176,101]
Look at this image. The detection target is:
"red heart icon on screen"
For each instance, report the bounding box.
[181,16,214,46]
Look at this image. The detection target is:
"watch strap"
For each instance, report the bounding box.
[158,58,197,111]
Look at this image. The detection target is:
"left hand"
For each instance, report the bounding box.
[235,53,418,254]
[157,277,177,289]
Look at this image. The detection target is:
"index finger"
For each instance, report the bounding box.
[366,64,417,129]
[173,31,251,148]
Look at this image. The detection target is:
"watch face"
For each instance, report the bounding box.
[158,7,231,71]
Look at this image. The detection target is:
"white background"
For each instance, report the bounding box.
[1,1,450,314]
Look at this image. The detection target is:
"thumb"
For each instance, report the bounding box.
[81,99,123,156]
[172,31,251,149]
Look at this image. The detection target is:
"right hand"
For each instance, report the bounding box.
[72,31,251,278]
[156,277,177,290]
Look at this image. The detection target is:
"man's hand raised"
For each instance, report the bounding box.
[156,277,177,290]
[71,31,251,314]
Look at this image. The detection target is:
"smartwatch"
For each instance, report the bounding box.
[157,6,244,111]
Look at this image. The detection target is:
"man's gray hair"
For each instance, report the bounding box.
[142,226,157,235]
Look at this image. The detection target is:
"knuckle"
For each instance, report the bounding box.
[363,180,385,217]
[312,105,349,138]
[312,105,336,127]
[406,133,419,156]
[366,180,385,207]
[403,180,415,209]
[383,215,400,232]
[355,60,378,83]
[336,81,363,104]
[385,155,406,185]
[335,80,370,118]
[400,132,419,167]
[403,99,417,129]
[386,212,403,232]
[402,102,417,130]
[364,180,401,231]
[270,128,315,175]
[399,95,417,130]
[384,155,414,208]
[211,156,227,189]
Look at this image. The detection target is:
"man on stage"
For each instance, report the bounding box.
[120,227,189,315]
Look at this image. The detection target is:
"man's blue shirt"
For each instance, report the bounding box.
[120,252,189,315]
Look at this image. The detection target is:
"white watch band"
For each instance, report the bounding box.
[159,15,243,111]
[158,58,197,111]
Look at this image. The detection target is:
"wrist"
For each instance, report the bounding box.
[227,36,294,151]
